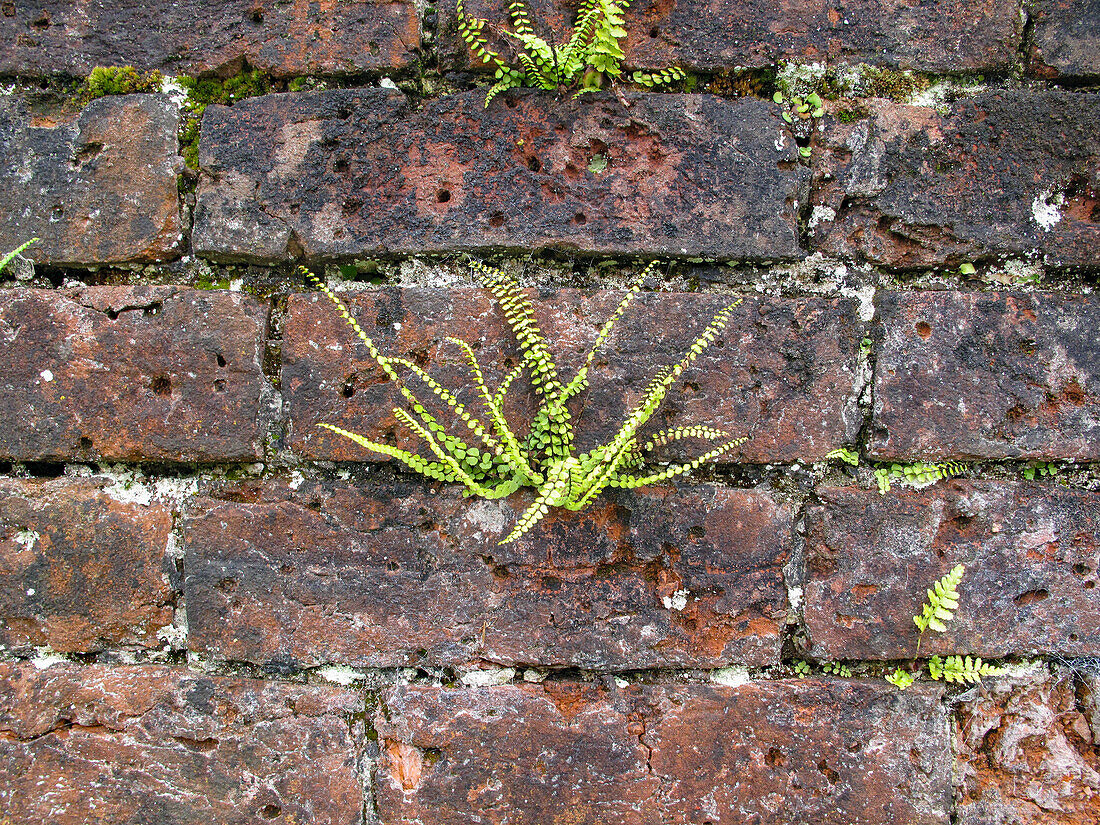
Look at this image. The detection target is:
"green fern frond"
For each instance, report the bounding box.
[928,655,1007,684]
[0,238,37,273]
[875,460,966,494]
[914,563,964,640]
[885,668,915,689]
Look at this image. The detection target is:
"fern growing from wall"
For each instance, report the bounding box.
[307,261,744,544]
[456,0,685,105]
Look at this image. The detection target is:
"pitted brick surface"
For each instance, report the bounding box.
[193,88,808,262]
[182,477,791,670]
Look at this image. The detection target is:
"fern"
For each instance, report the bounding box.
[308,260,744,544]
[0,238,37,273]
[875,460,966,494]
[888,564,1007,690]
[457,0,684,106]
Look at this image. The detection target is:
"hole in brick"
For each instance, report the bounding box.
[341,383,355,398]
[214,378,227,392]
[386,561,399,571]
[542,575,561,590]
[1013,588,1050,606]
[50,204,63,221]
[436,189,451,203]
[765,747,787,768]
[333,157,350,173]
[259,804,281,819]
[489,212,505,228]
[817,760,839,784]
[574,212,587,225]
[342,198,362,217]
[505,96,518,109]
[1070,633,1079,641]
[915,321,932,339]
[79,437,93,450]
[337,106,353,119]
[216,353,227,367]
[649,26,659,37]
[280,564,296,574]
[2,4,14,17]
[249,8,263,23]
[689,525,705,539]
[73,141,104,166]
[526,155,541,172]
[368,41,380,56]
[144,302,162,316]
[31,12,49,28]
[151,375,172,396]
[215,577,238,593]
[290,203,301,215]
[174,736,219,752]
[1073,563,1091,577]
[1086,581,1096,590]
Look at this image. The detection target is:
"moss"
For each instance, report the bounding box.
[75,66,163,105]
[854,66,929,102]
[834,102,870,123]
[176,69,273,171]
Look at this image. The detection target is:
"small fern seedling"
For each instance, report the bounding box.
[457,0,685,106]
[887,564,1006,689]
[308,261,745,544]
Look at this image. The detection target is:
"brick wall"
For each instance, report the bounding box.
[0,1,1098,822]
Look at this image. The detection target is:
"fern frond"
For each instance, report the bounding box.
[608,436,745,489]
[914,563,964,635]
[318,423,457,482]
[928,655,1007,684]
[885,668,915,689]
[632,67,685,88]
[0,238,37,273]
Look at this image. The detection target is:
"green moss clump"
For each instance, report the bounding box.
[76,66,163,104]
[176,69,273,170]
[850,66,929,102]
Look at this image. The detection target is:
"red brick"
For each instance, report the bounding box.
[1027,0,1100,79]
[0,477,174,653]
[955,666,1100,824]
[804,483,1100,660]
[0,0,420,77]
[442,0,1021,73]
[182,478,791,669]
[811,91,1100,269]
[871,291,1100,461]
[0,287,270,463]
[375,679,951,824]
[192,88,808,262]
[0,94,182,265]
[283,289,862,465]
[0,662,364,824]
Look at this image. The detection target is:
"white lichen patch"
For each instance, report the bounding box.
[776,61,827,96]
[807,205,836,229]
[840,284,877,322]
[711,666,751,687]
[13,529,40,553]
[662,589,690,611]
[39,369,53,382]
[1031,189,1064,231]
[317,665,370,686]
[460,667,516,687]
[463,499,510,539]
[787,585,804,612]
[159,75,189,108]
[31,646,67,670]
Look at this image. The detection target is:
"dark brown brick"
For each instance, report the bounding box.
[804,483,1100,660]
[182,478,791,669]
[0,94,182,265]
[0,477,174,653]
[375,679,951,824]
[0,662,364,824]
[0,0,420,77]
[192,88,809,262]
[283,289,862,465]
[1027,0,1100,79]
[871,291,1100,461]
[442,0,1021,73]
[810,91,1100,269]
[0,287,269,463]
[955,666,1100,824]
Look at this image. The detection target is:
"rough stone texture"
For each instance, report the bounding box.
[0,0,420,77]
[193,88,809,262]
[283,289,862,465]
[182,477,791,670]
[0,94,182,265]
[0,662,364,824]
[0,287,269,463]
[810,91,1100,269]
[871,291,1100,461]
[1027,0,1100,79]
[441,0,1022,73]
[0,477,174,653]
[804,483,1100,660]
[955,665,1100,824]
[374,679,951,824]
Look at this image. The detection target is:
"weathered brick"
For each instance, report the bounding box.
[0,287,269,463]
[1027,0,1100,79]
[804,483,1100,660]
[375,679,951,824]
[0,0,420,77]
[193,88,808,262]
[442,0,1021,73]
[283,289,862,465]
[0,477,173,653]
[955,666,1100,824]
[810,91,1100,268]
[0,662,364,824]
[0,94,182,265]
[871,291,1100,460]
[182,477,791,669]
